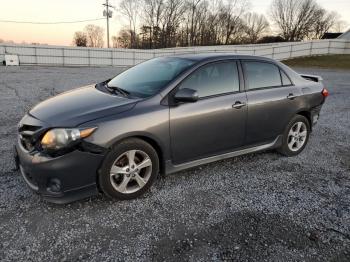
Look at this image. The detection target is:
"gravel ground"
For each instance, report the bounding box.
[0,66,349,261]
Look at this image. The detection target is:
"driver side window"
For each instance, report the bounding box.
[179,61,239,98]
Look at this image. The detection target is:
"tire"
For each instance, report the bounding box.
[277,115,310,157]
[99,138,159,200]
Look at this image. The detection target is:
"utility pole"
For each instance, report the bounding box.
[103,0,114,48]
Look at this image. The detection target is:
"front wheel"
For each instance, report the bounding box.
[99,138,159,200]
[277,115,310,156]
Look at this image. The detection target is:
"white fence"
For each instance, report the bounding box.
[1,39,349,67]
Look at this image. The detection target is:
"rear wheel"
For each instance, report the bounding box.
[278,115,310,156]
[99,138,159,200]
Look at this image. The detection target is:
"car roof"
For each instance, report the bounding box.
[171,53,275,63]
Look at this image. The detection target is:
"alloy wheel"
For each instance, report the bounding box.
[110,150,152,194]
[287,122,307,152]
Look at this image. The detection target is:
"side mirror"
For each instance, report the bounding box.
[174,88,199,103]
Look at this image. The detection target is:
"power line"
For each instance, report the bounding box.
[0,18,104,24]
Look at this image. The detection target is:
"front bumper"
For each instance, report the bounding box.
[15,139,105,204]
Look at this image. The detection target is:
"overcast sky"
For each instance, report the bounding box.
[1,0,349,46]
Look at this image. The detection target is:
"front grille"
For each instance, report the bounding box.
[18,124,42,152]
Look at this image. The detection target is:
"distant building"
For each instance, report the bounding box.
[321,32,342,39]
[338,29,350,40]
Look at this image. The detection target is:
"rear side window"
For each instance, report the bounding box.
[243,61,282,90]
[179,61,239,98]
[281,70,292,86]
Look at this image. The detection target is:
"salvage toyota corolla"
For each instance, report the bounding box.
[14,54,328,204]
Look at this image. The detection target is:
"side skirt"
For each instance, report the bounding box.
[165,135,282,174]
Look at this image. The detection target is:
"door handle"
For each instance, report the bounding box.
[232,101,246,109]
[287,93,297,100]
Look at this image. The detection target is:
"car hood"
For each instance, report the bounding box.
[29,85,138,127]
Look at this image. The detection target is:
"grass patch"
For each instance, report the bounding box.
[282,55,350,70]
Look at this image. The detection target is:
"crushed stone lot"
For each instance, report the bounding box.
[0,65,349,261]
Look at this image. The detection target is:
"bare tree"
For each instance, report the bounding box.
[270,0,341,40]
[73,31,87,47]
[111,36,119,48]
[138,0,187,48]
[114,0,342,49]
[199,0,222,45]
[217,0,249,44]
[142,0,164,48]
[161,0,186,47]
[120,0,140,48]
[113,29,138,48]
[243,13,269,43]
[181,0,221,46]
[184,0,205,46]
[270,0,321,41]
[84,24,104,48]
[178,0,249,46]
[310,9,337,39]
[331,19,349,33]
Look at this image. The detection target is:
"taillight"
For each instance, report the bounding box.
[322,88,329,97]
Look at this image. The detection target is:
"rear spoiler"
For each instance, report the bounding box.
[300,74,323,83]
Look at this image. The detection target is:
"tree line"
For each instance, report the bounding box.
[73,0,346,49]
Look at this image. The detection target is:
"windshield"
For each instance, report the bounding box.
[108,57,195,98]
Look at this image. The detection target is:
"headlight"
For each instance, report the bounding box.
[41,127,97,150]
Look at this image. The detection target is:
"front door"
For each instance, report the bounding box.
[169,61,247,164]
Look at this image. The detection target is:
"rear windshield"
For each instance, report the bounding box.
[108,57,195,98]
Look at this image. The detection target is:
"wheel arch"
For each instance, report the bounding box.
[107,132,166,174]
[295,110,312,130]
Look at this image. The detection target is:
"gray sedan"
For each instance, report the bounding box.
[15,54,328,203]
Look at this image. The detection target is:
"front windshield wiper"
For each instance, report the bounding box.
[105,83,130,97]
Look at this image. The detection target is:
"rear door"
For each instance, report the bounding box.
[169,60,247,164]
[242,60,302,145]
